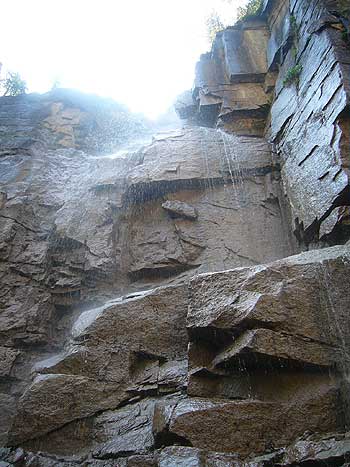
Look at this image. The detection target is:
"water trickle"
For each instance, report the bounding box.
[219,129,244,192]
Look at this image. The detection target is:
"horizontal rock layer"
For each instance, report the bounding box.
[4,245,349,465]
[1,0,350,464]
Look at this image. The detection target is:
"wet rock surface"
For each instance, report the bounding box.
[1,0,350,465]
[267,0,350,245]
[3,245,348,465]
[0,89,295,455]
[161,201,198,220]
[176,20,271,134]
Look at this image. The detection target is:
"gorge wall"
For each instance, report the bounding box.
[0,0,350,466]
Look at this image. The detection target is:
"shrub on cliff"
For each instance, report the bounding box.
[0,70,27,96]
[206,10,225,44]
[237,0,263,21]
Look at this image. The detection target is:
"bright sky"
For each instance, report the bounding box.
[0,0,246,118]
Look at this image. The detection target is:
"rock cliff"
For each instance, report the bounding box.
[0,0,350,466]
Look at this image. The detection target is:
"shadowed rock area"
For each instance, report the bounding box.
[1,0,350,465]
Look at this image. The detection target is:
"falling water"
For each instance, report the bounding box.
[219,130,244,184]
[200,128,215,192]
[220,130,236,189]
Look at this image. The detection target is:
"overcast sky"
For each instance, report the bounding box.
[0,0,246,118]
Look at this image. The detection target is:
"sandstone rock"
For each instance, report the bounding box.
[281,432,350,465]
[10,285,189,444]
[158,446,242,467]
[0,89,150,155]
[127,455,157,466]
[188,245,350,349]
[119,127,293,280]
[155,386,342,457]
[0,0,349,463]
[186,246,350,405]
[0,282,54,346]
[9,374,125,444]
[158,447,201,467]
[269,0,350,244]
[174,91,197,120]
[125,128,274,190]
[71,285,188,361]
[0,394,16,445]
[264,0,290,68]
[158,359,188,393]
[86,462,126,467]
[189,21,270,132]
[188,367,336,403]
[162,201,198,220]
[213,328,339,370]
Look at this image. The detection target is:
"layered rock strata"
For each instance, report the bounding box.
[0,91,294,457]
[0,0,350,465]
[178,0,350,248]
[1,246,350,466]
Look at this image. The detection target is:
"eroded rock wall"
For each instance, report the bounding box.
[1,0,350,465]
[0,89,294,457]
[178,0,350,249]
[267,0,350,246]
[2,246,350,466]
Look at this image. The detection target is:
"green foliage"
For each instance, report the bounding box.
[237,0,263,21]
[290,15,297,30]
[1,71,27,96]
[206,10,225,44]
[283,64,302,86]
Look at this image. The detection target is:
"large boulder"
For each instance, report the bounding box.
[9,285,189,444]
[153,387,341,457]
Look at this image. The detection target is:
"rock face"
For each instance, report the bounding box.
[0,88,150,154]
[1,246,350,466]
[267,0,350,245]
[177,0,350,247]
[0,0,350,465]
[120,128,293,281]
[180,20,271,134]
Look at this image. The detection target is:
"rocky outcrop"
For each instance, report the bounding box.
[267,0,350,246]
[0,90,295,455]
[176,20,271,135]
[0,88,150,154]
[176,0,350,248]
[1,0,350,465]
[119,127,293,281]
[0,246,348,465]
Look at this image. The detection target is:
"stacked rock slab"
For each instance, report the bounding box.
[175,19,271,135]
[177,0,350,248]
[0,0,350,466]
[1,246,350,466]
[0,92,294,457]
[267,0,350,245]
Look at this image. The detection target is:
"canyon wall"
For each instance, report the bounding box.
[0,0,350,466]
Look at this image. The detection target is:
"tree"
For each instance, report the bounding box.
[0,71,27,96]
[237,0,263,21]
[206,10,225,44]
